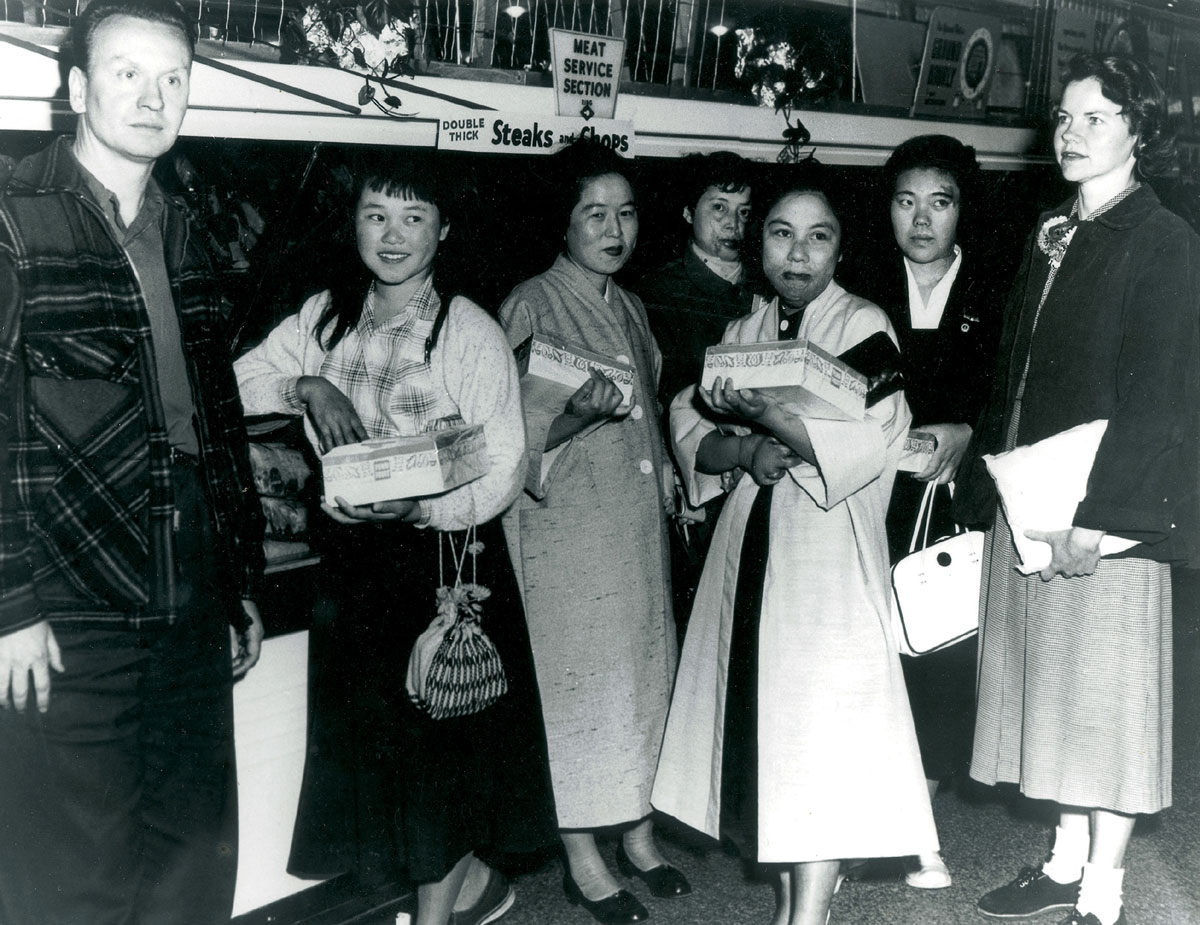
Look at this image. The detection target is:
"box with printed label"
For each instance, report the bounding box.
[700,339,867,420]
[898,429,938,473]
[321,425,490,507]
[514,333,635,414]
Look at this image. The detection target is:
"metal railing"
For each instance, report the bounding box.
[4,0,1198,120]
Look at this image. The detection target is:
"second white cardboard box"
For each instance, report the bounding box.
[514,333,636,414]
[322,425,490,507]
[700,339,868,421]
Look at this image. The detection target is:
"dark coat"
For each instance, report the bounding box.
[637,246,754,413]
[954,185,1200,565]
[849,252,1007,563]
[851,251,1006,430]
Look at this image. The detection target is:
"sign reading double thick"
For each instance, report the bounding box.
[437,113,634,157]
[549,28,625,120]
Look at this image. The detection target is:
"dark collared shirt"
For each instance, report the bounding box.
[77,161,199,456]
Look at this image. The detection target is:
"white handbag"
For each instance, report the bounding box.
[890,481,984,656]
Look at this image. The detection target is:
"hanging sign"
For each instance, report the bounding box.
[437,113,635,157]
[1049,8,1097,97]
[549,28,625,121]
[911,7,1003,119]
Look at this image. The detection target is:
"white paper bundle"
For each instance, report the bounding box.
[700,339,867,421]
[322,425,490,507]
[514,333,635,414]
[982,419,1139,574]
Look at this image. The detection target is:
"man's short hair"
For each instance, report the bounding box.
[681,151,754,215]
[70,0,197,73]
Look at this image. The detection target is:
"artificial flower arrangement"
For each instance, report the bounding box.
[281,0,418,80]
[734,26,841,110]
[733,25,841,162]
[1036,215,1078,269]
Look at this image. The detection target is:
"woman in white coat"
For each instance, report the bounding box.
[651,179,938,925]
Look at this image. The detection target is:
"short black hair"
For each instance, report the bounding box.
[745,164,844,298]
[70,0,197,73]
[881,134,980,206]
[680,151,754,215]
[317,156,462,353]
[1061,54,1175,177]
[549,138,637,232]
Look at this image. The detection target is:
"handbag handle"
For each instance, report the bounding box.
[907,480,962,554]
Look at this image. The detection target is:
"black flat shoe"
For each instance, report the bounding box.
[562,873,649,924]
[615,843,692,898]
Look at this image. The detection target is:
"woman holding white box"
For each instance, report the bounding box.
[234,161,554,925]
[499,140,684,925]
[652,178,936,925]
[954,55,1200,925]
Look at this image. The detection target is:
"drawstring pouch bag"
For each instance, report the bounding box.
[891,481,984,656]
[405,524,508,719]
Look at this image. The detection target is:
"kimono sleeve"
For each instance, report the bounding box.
[497,289,597,499]
[790,307,912,510]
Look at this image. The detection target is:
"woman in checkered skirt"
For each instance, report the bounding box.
[953,54,1200,925]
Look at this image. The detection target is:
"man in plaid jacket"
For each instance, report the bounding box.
[0,0,264,921]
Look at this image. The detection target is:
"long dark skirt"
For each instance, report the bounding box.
[288,516,556,885]
[719,484,772,860]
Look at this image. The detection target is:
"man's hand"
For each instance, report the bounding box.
[230,600,264,680]
[914,422,972,485]
[0,621,64,713]
[1024,526,1105,581]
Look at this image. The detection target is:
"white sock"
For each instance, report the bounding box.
[1076,862,1125,925]
[1042,824,1089,884]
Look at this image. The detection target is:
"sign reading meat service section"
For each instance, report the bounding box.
[549,28,625,120]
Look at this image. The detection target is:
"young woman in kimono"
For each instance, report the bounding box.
[652,179,938,925]
[234,163,555,925]
[499,141,687,925]
[954,55,1200,925]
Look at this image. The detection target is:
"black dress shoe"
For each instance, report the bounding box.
[562,874,649,924]
[615,843,692,898]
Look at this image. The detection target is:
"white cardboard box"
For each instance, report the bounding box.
[321,425,490,507]
[898,429,938,473]
[514,333,635,414]
[700,339,868,421]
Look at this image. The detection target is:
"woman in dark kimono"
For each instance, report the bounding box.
[955,55,1200,925]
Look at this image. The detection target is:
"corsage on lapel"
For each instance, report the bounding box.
[1037,215,1078,269]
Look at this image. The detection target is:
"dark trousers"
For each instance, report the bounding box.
[0,464,238,925]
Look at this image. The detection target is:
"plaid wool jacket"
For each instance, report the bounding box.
[0,137,263,634]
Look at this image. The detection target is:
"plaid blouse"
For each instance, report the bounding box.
[311,279,463,438]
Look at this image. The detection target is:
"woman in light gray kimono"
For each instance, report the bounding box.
[651,179,937,925]
[500,140,686,925]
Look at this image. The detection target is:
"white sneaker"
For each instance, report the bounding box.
[905,852,952,889]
